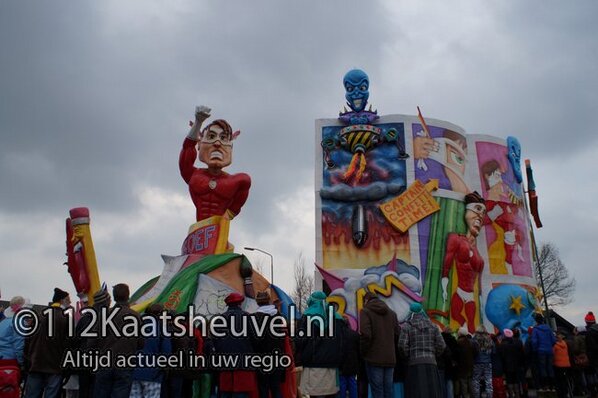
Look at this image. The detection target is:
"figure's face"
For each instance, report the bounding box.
[485,168,503,189]
[199,124,233,169]
[465,203,486,238]
[343,69,369,112]
[443,140,468,193]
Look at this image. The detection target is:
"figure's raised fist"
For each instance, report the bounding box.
[195,105,211,122]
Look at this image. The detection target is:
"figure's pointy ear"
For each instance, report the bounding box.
[232,130,241,140]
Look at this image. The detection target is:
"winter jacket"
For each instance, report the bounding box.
[398,313,445,366]
[585,324,598,367]
[251,306,286,356]
[212,306,254,361]
[360,298,400,367]
[90,303,144,357]
[341,325,360,376]
[25,305,71,374]
[132,316,172,382]
[441,332,459,380]
[456,336,475,378]
[531,324,556,355]
[499,337,524,374]
[295,316,344,368]
[553,340,571,368]
[212,306,257,393]
[472,332,494,364]
[0,315,24,365]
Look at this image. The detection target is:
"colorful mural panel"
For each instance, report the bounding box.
[316,70,540,333]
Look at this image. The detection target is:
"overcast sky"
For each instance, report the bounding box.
[1,0,597,325]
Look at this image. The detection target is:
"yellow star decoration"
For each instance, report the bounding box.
[510,295,526,316]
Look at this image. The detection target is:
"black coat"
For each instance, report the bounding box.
[341,326,360,376]
[441,332,459,380]
[499,337,525,374]
[586,324,598,367]
[212,306,254,370]
[295,316,344,368]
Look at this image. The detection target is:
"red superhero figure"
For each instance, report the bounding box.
[179,106,251,222]
[441,192,486,334]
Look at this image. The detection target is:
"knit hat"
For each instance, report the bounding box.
[255,291,271,306]
[503,328,514,338]
[585,311,596,324]
[225,292,244,306]
[52,288,69,303]
[93,289,110,307]
[409,302,424,313]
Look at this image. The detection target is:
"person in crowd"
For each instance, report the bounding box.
[359,292,399,398]
[553,330,572,398]
[23,288,72,398]
[585,311,598,397]
[0,296,28,366]
[455,327,475,398]
[338,314,359,398]
[93,283,143,398]
[439,327,457,398]
[499,329,524,398]
[75,289,111,398]
[295,291,343,398]
[393,323,408,398]
[0,296,29,398]
[571,325,590,397]
[399,302,445,397]
[511,328,527,398]
[471,325,494,398]
[530,313,556,392]
[491,333,506,398]
[212,292,256,398]
[130,303,171,398]
[251,291,286,398]
[524,326,539,393]
[162,310,205,398]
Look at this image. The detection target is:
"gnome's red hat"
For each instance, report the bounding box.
[585,311,596,324]
[225,292,244,306]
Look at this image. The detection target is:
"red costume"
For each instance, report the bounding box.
[179,138,251,222]
[485,200,524,271]
[442,233,485,333]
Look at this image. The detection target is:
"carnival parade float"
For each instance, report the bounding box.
[61,71,546,386]
[315,69,544,335]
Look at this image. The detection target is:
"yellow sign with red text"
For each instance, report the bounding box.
[379,180,440,233]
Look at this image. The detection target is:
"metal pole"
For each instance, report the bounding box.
[244,247,274,285]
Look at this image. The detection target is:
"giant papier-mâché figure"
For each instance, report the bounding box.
[179,106,251,223]
[321,69,408,182]
[442,191,487,333]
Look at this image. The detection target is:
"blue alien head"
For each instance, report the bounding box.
[506,136,522,183]
[343,69,369,113]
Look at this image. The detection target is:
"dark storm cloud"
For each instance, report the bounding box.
[2,0,597,311]
[0,0,390,228]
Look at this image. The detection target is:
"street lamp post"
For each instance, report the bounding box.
[244,247,274,285]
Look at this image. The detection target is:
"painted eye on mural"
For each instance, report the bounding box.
[346,86,354,92]
[450,152,465,165]
[360,85,367,91]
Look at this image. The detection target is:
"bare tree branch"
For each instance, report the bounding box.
[534,242,576,307]
[291,252,313,313]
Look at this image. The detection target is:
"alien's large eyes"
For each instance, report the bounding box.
[360,85,367,91]
[346,86,354,93]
